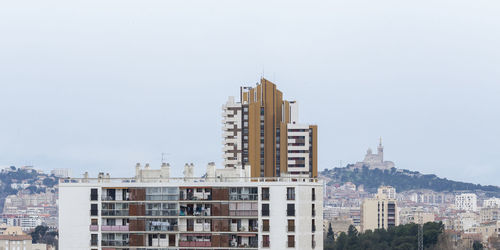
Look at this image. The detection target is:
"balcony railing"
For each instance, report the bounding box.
[101,210,129,216]
[89,225,99,231]
[61,176,320,184]
[229,210,258,216]
[287,240,295,248]
[146,224,178,232]
[287,225,295,232]
[179,241,211,247]
[101,240,129,246]
[101,225,129,231]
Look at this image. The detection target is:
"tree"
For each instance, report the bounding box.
[327,222,335,241]
[473,241,483,250]
[328,222,444,250]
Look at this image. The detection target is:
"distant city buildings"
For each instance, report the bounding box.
[50,168,72,178]
[455,193,478,212]
[222,78,318,178]
[483,197,500,208]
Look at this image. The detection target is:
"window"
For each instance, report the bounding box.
[312,188,316,201]
[261,188,270,201]
[262,204,270,216]
[262,235,270,248]
[287,204,295,216]
[91,219,98,225]
[287,188,295,200]
[91,234,98,246]
[90,204,98,216]
[312,204,316,217]
[287,235,295,248]
[90,188,98,201]
[287,220,295,232]
[312,219,316,232]
[263,219,269,232]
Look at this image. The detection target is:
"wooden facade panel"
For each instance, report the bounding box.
[129,219,145,231]
[130,188,146,201]
[129,234,145,246]
[129,204,145,216]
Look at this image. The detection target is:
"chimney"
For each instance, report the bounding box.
[206,162,216,180]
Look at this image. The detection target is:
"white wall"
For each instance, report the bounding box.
[59,185,93,250]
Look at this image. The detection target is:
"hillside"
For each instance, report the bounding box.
[0,167,58,210]
[321,166,500,195]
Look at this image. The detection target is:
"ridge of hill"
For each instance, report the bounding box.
[320,165,500,195]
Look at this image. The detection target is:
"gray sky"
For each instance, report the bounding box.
[0,0,499,185]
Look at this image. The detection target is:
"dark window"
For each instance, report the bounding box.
[287,188,295,200]
[287,220,295,232]
[91,234,98,246]
[312,219,316,232]
[287,235,295,248]
[312,188,316,201]
[261,188,270,201]
[262,204,270,216]
[287,204,295,216]
[90,204,98,216]
[263,219,270,232]
[262,235,270,248]
[90,188,98,201]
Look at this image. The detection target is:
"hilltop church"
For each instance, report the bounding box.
[352,138,395,170]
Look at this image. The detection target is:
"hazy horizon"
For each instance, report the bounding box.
[0,0,499,185]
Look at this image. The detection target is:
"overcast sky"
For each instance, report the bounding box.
[0,0,499,185]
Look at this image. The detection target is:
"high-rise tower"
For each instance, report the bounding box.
[222,78,318,178]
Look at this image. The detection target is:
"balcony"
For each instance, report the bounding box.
[179,241,211,247]
[101,240,129,246]
[101,210,129,216]
[89,225,99,231]
[101,225,129,231]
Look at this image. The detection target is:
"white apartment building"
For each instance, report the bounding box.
[483,197,500,208]
[222,96,245,169]
[455,193,478,212]
[59,163,323,250]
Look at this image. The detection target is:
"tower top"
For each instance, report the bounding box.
[379,137,383,147]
